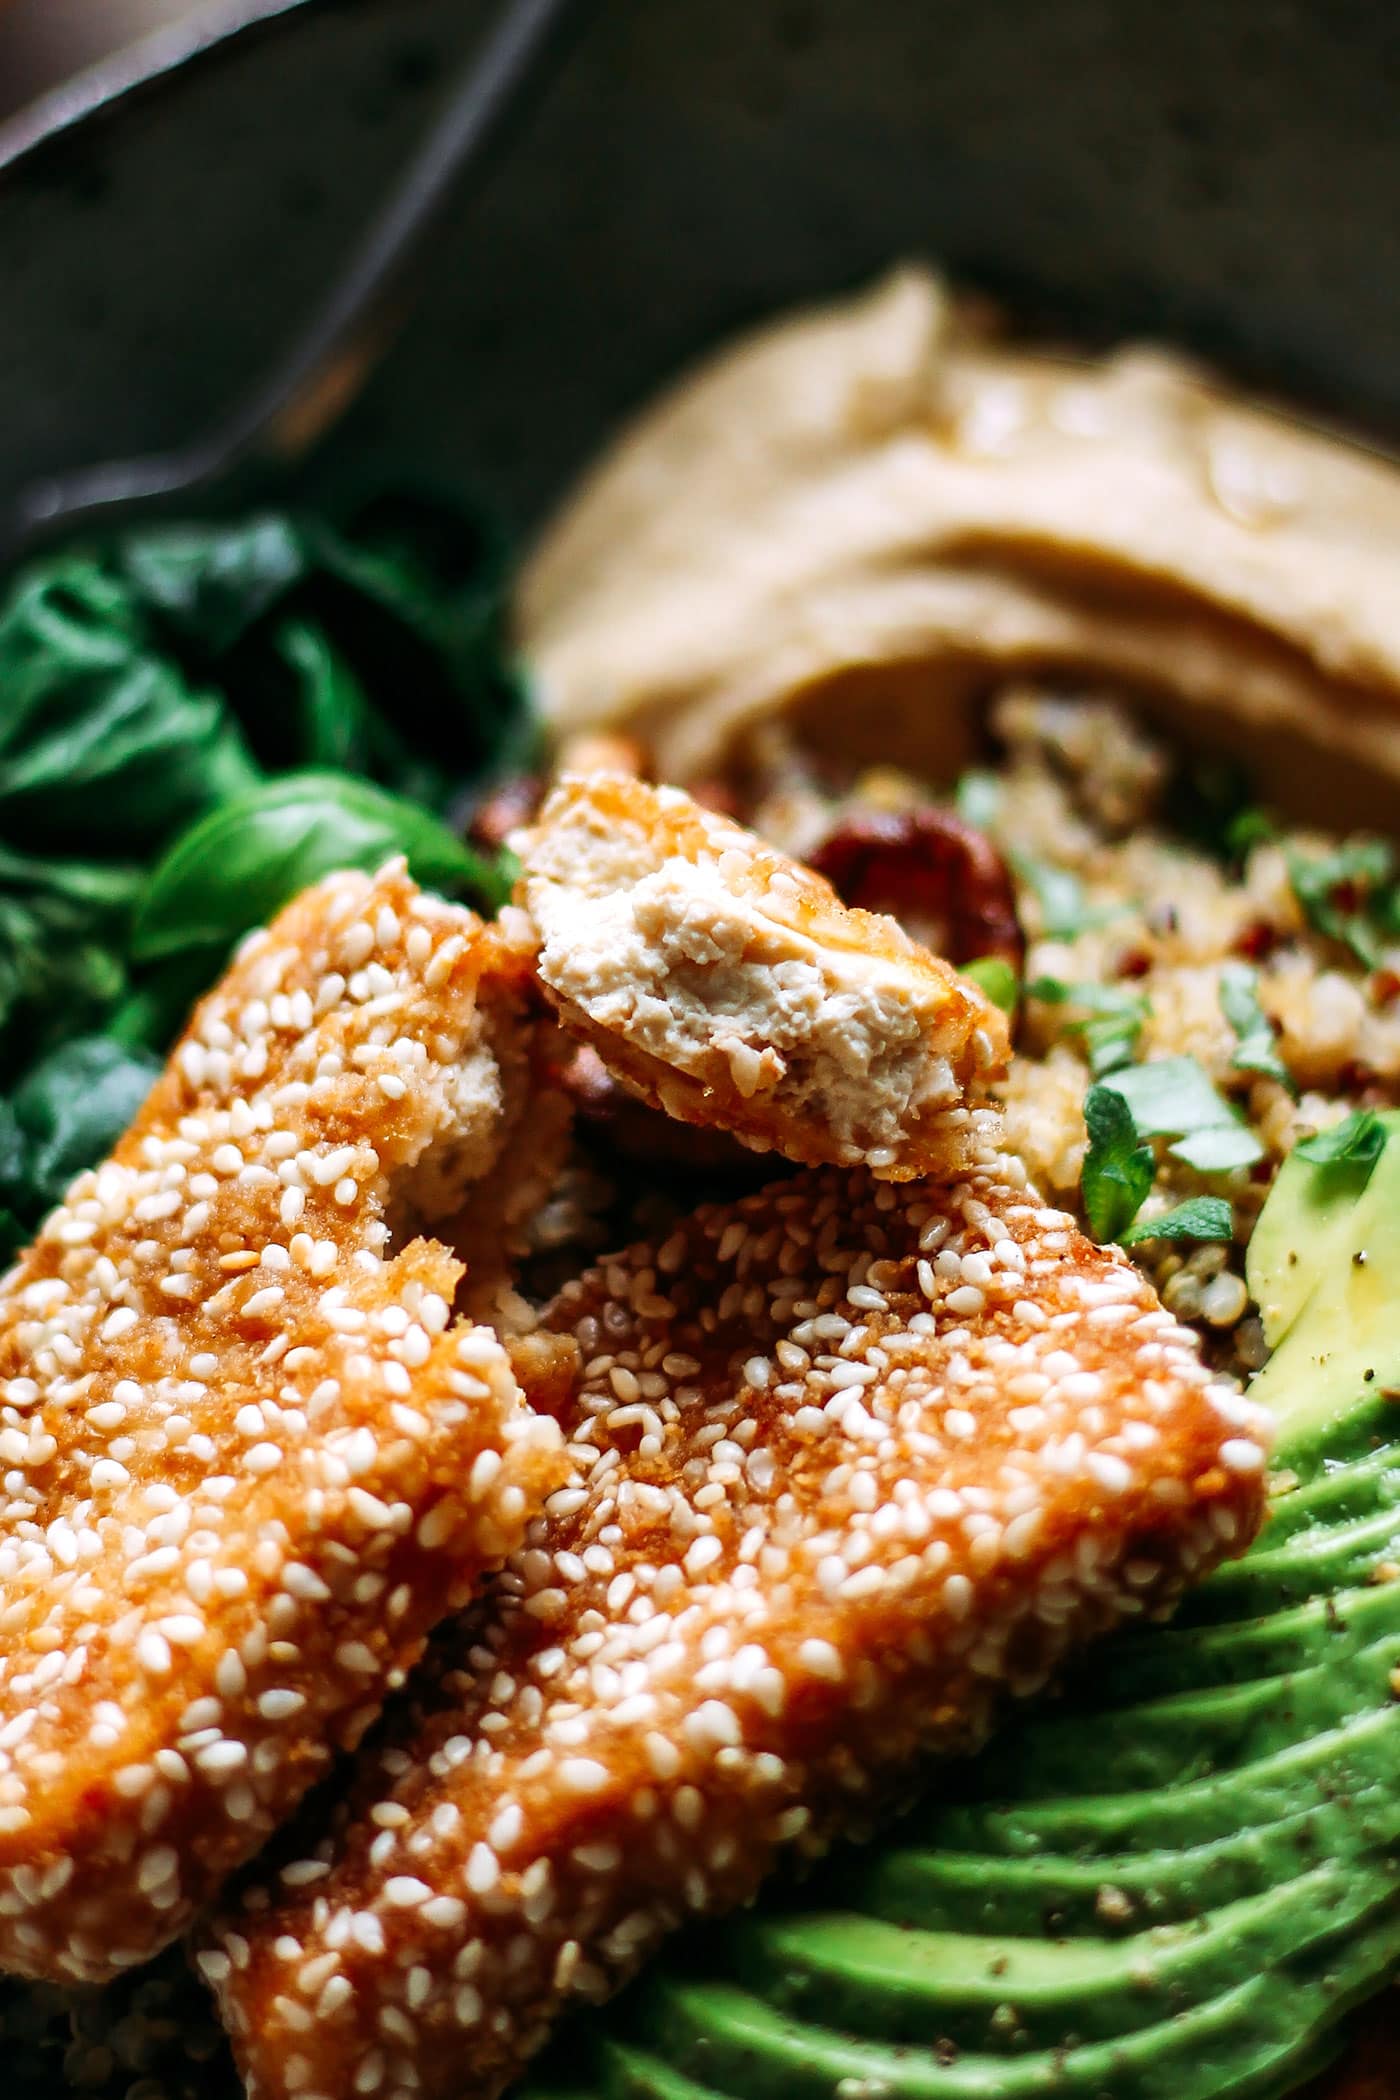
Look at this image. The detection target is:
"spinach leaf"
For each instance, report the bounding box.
[1120,1196,1235,1246]
[1294,1108,1387,1172]
[132,772,508,971]
[1101,1055,1264,1173]
[0,1038,162,1257]
[0,844,143,1080]
[0,560,260,853]
[1081,1083,1155,1243]
[118,515,307,653]
[111,496,533,799]
[14,1038,162,1215]
[1219,960,1296,1096]
[961,955,1019,1012]
[1287,839,1396,969]
[1025,976,1149,1076]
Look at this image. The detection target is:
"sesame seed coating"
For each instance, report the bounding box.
[207,1139,1268,2100]
[0,861,565,1984]
[517,773,1009,1177]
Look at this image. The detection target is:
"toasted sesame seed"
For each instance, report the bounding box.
[210,1158,1267,2100]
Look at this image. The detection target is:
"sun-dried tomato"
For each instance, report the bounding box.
[809,805,1025,972]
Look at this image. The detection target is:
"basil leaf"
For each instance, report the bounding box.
[0,560,260,854]
[1011,851,1121,941]
[1219,960,1296,1096]
[1287,839,1396,969]
[0,843,142,1080]
[1294,1109,1387,1172]
[1102,1055,1264,1173]
[132,772,508,968]
[961,955,1019,1012]
[1120,1195,1235,1245]
[1025,977,1148,1076]
[1081,1084,1155,1243]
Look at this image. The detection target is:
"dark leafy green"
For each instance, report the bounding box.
[132,773,507,976]
[0,490,527,1246]
[1219,960,1296,1096]
[1080,1083,1155,1243]
[0,560,259,854]
[0,843,143,1081]
[1102,1055,1265,1174]
[1025,975,1148,1076]
[1119,1195,1235,1246]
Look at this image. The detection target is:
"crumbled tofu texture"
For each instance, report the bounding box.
[0,861,566,1984]
[206,1141,1268,2100]
[517,773,1009,1177]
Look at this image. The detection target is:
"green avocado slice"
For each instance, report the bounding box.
[520,1120,1400,2100]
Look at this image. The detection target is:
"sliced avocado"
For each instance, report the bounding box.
[1247,1107,1400,1452]
[519,1125,1400,2100]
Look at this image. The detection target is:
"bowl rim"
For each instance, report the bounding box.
[0,0,319,175]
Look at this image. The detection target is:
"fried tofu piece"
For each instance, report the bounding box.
[0,864,567,1983]
[516,773,1009,1178]
[206,1143,1269,2100]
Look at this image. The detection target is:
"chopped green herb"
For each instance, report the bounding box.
[960,955,1019,1012]
[1294,1108,1388,1173]
[131,773,504,979]
[1119,1195,1235,1246]
[1011,851,1122,943]
[1226,807,1278,859]
[1102,1055,1264,1174]
[1025,976,1148,1076]
[1286,838,1396,969]
[954,770,1001,832]
[1163,750,1257,860]
[1218,961,1296,1096]
[1080,1083,1155,1243]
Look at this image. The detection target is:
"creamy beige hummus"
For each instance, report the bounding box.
[516,267,1400,823]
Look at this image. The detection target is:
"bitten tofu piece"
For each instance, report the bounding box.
[516,772,1009,1177]
[0,863,566,1983]
[205,1141,1269,2100]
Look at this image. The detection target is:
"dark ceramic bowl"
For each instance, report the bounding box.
[1,0,1398,539]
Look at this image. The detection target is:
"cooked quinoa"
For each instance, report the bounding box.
[746,685,1400,1382]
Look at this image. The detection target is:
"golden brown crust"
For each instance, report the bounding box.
[0,864,565,1983]
[517,771,1008,1178]
[207,1152,1268,2100]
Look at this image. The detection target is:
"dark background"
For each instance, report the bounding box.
[0,0,1397,530]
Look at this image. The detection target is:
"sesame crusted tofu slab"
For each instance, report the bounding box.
[205,1144,1269,2100]
[516,773,1009,1178]
[0,862,567,1985]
